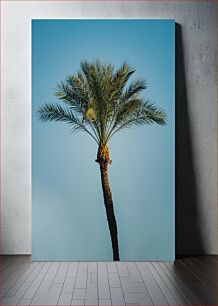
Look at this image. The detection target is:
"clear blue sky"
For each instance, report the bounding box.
[32,19,175,260]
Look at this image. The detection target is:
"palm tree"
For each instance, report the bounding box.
[37,60,167,261]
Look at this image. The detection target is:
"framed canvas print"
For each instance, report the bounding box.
[32,19,175,261]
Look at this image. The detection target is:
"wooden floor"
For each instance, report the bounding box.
[0,256,217,305]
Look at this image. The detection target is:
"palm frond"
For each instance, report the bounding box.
[113,62,135,91]
[106,99,167,141]
[37,103,98,143]
[55,80,87,116]
[120,79,147,102]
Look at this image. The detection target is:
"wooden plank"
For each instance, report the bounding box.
[116,262,129,277]
[159,262,205,304]
[124,292,153,305]
[2,259,30,288]
[127,264,143,282]
[198,256,217,273]
[31,283,62,305]
[2,256,28,277]
[147,263,180,305]
[37,262,60,292]
[107,263,117,273]
[6,263,42,296]
[23,271,46,300]
[73,288,86,300]
[99,299,112,305]
[25,262,45,282]
[108,272,121,287]
[60,261,69,266]
[137,264,168,305]
[24,272,44,300]
[110,287,125,305]
[71,299,85,305]
[98,262,110,300]
[1,256,25,277]
[75,270,87,289]
[2,262,32,292]
[4,265,36,297]
[175,259,204,282]
[165,260,216,304]
[54,263,69,284]
[74,271,98,305]
[0,256,15,272]
[85,282,98,305]
[90,272,97,283]
[120,277,147,293]
[58,292,72,305]
[1,287,9,297]
[17,298,32,305]
[78,262,88,271]
[2,281,31,305]
[40,262,52,274]
[204,255,217,266]
[152,262,190,304]
[67,262,79,277]
[62,277,76,293]
[88,262,97,273]
[184,257,217,286]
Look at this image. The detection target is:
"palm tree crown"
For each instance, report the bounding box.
[38,60,167,145]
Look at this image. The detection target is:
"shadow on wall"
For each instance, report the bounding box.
[175,23,205,256]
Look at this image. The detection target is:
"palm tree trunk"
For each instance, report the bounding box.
[99,163,120,261]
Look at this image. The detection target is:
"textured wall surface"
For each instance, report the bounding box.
[1,0,217,255]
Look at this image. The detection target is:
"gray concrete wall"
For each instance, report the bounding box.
[1,1,216,255]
